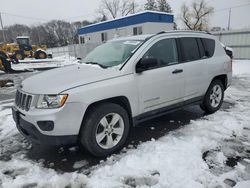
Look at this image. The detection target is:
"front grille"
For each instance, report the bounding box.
[15,90,33,111]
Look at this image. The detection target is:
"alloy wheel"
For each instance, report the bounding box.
[95,113,124,149]
[209,84,222,108]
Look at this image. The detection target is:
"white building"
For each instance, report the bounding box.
[78,11,174,45]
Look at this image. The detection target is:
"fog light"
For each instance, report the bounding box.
[37,121,54,131]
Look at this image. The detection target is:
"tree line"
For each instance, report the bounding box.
[0,20,91,48]
[0,0,213,48]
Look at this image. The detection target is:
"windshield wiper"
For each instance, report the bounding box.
[84,62,108,69]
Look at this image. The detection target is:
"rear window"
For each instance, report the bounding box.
[201,38,215,58]
[180,37,200,62]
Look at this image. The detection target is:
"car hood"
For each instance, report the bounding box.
[21,64,122,94]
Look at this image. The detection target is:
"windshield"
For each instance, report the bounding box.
[16,38,29,46]
[81,40,142,67]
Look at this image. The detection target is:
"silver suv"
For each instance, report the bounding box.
[12,31,232,157]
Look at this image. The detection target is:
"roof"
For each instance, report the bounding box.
[111,34,153,41]
[78,11,174,35]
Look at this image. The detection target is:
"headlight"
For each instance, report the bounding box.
[36,94,68,109]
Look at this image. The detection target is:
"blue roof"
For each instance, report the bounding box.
[78,11,174,35]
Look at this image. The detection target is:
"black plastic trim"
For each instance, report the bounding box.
[13,109,78,146]
[133,96,203,126]
[37,121,54,131]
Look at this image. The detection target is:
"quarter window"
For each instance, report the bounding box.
[201,38,215,57]
[142,38,178,67]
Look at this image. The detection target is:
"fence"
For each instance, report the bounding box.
[47,43,99,59]
[212,29,250,59]
[49,29,250,60]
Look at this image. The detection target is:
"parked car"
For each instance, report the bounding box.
[12,31,232,157]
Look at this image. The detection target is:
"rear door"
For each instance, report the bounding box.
[178,37,210,101]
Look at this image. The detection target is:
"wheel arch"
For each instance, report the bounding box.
[211,74,228,90]
[79,96,134,135]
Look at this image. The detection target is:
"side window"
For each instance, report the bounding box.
[196,38,206,58]
[142,38,178,67]
[133,26,143,35]
[180,37,200,62]
[201,38,215,57]
[80,36,85,44]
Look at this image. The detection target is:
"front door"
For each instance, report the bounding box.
[135,38,185,113]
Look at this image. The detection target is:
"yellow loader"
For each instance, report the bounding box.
[0,36,48,72]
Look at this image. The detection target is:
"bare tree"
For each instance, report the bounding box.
[98,0,138,19]
[121,1,137,16]
[100,0,120,19]
[1,20,92,47]
[181,0,214,31]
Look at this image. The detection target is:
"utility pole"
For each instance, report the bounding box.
[227,8,231,30]
[0,12,6,42]
[132,2,135,14]
[36,27,41,45]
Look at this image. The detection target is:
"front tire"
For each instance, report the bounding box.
[14,51,24,60]
[201,80,224,114]
[79,103,130,157]
[35,51,47,59]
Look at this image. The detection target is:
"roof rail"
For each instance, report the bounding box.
[156,30,212,35]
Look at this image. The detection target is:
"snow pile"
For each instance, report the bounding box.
[0,60,250,187]
[87,78,250,187]
[233,60,250,75]
[12,55,79,71]
[0,159,88,188]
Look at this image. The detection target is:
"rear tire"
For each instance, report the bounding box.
[0,51,7,58]
[79,103,130,157]
[201,80,224,114]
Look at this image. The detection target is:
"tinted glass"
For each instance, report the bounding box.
[196,38,206,58]
[17,38,29,46]
[201,38,215,57]
[180,37,200,62]
[142,38,178,67]
[133,27,137,35]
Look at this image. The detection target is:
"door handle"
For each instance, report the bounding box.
[172,69,183,74]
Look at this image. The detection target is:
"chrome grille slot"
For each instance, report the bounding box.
[26,96,32,111]
[15,90,33,111]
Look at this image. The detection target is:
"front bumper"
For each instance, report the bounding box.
[12,106,79,146]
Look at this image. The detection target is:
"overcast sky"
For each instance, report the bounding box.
[0,0,250,30]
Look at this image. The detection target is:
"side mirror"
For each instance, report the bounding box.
[136,58,158,73]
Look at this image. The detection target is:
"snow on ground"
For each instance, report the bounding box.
[0,55,79,100]
[0,60,250,187]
